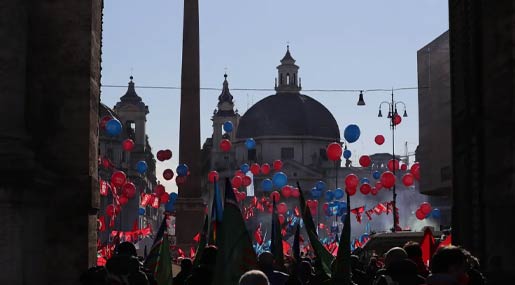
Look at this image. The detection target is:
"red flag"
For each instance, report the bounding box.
[374,203,387,215]
[177,248,185,258]
[354,238,362,248]
[193,232,201,243]
[282,240,291,256]
[294,206,301,217]
[420,227,436,266]
[190,246,196,258]
[141,194,152,207]
[98,216,106,232]
[366,210,374,220]
[254,224,263,245]
[438,234,452,248]
[132,219,139,232]
[151,195,160,209]
[140,224,151,236]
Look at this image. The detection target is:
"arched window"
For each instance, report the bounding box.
[286,73,290,85]
[293,73,297,85]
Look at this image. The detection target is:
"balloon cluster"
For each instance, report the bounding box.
[415,202,433,220]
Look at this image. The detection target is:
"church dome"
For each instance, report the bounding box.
[236,93,340,140]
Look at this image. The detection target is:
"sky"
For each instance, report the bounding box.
[101,0,449,193]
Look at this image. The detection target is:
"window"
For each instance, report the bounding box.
[281,147,294,160]
[286,73,290,85]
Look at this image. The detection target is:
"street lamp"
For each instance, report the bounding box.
[378,90,407,232]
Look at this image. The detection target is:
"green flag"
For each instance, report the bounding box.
[213,178,258,285]
[332,195,352,284]
[193,214,209,268]
[154,234,173,285]
[270,199,285,269]
[297,182,335,278]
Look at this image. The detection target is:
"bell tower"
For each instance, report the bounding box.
[275,46,301,94]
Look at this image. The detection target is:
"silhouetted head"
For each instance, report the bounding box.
[258,251,274,270]
[430,246,467,277]
[115,242,137,257]
[350,255,361,269]
[300,261,313,280]
[403,241,423,258]
[200,245,218,266]
[239,270,270,285]
[384,247,408,268]
[180,258,193,271]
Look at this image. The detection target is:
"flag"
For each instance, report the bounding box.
[132,219,139,232]
[144,215,168,273]
[297,182,334,278]
[193,215,208,268]
[332,198,352,285]
[213,178,258,285]
[154,233,173,285]
[254,223,264,245]
[270,200,285,269]
[209,179,224,245]
[438,234,452,249]
[420,227,436,266]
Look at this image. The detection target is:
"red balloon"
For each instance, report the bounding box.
[239,191,247,201]
[176,176,187,185]
[122,139,135,151]
[281,185,292,198]
[291,187,300,198]
[219,139,232,152]
[393,114,402,125]
[106,204,116,217]
[415,208,425,220]
[278,214,285,225]
[270,191,280,203]
[326,142,343,161]
[208,171,219,183]
[371,187,378,196]
[402,173,415,187]
[375,135,385,145]
[111,171,126,187]
[312,200,319,208]
[242,176,252,187]
[100,116,112,130]
[323,202,329,212]
[400,164,408,171]
[273,160,283,171]
[156,150,166,162]
[160,193,169,204]
[164,149,172,160]
[163,169,174,180]
[410,163,420,180]
[235,170,245,178]
[387,159,400,171]
[359,155,371,167]
[360,183,372,195]
[380,171,396,188]
[232,176,242,188]
[119,196,129,205]
[346,187,357,196]
[154,184,166,196]
[420,202,432,215]
[250,163,261,175]
[102,157,111,168]
[261,163,271,175]
[277,202,288,214]
[122,182,136,199]
[375,182,383,190]
[344,174,359,189]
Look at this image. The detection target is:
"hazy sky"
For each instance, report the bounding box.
[101,0,449,192]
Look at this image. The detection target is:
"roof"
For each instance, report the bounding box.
[236,93,340,140]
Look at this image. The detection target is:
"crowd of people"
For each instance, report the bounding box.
[80,240,486,285]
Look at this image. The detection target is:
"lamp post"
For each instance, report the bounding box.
[378,90,407,232]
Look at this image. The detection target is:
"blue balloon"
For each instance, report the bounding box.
[176,164,188,176]
[169,192,178,201]
[165,201,175,212]
[311,187,322,198]
[343,149,352,159]
[106,119,122,136]
[240,163,250,174]
[272,172,288,188]
[262,179,273,192]
[373,171,381,180]
[325,190,334,202]
[136,160,148,174]
[360,177,370,184]
[245,138,256,150]
[431,208,441,219]
[315,181,326,191]
[334,188,344,199]
[343,124,361,143]
[138,208,146,215]
[223,121,233,133]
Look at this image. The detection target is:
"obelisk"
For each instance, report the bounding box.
[174,0,205,250]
